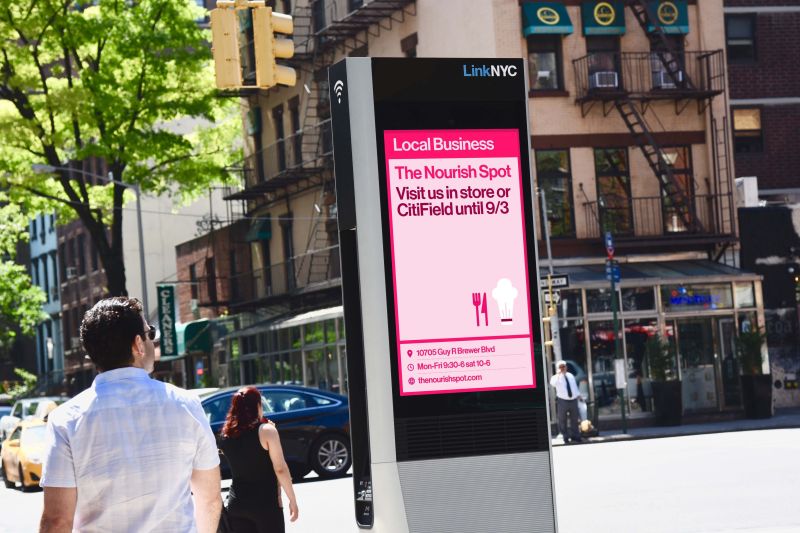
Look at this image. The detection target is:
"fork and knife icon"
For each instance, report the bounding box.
[472,292,488,327]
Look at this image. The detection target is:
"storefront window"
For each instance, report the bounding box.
[735,283,755,308]
[588,320,621,416]
[623,319,658,414]
[304,321,325,345]
[621,287,655,312]
[325,319,337,343]
[558,289,583,317]
[661,284,733,311]
[586,288,620,314]
[556,320,589,398]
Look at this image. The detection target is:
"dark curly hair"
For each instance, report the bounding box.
[221,386,264,438]
[80,297,146,372]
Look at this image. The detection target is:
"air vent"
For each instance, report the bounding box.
[395,410,548,461]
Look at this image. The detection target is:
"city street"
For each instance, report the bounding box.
[2,429,799,532]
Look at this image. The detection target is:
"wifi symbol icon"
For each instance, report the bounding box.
[334,80,345,103]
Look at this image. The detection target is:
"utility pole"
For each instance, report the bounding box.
[540,190,562,363]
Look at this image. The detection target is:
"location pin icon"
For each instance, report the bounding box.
[407,350,413,357]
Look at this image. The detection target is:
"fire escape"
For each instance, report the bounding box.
[573,0,735,261]
[222,0,416,312]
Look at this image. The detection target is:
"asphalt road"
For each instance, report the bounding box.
[2,429,799,533]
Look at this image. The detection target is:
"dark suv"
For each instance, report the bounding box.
[198,385,351,480]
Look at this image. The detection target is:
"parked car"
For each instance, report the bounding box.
[0,407,10,420]
[199,385,351,480]
[1,419,47,491]
[0,396,67,441]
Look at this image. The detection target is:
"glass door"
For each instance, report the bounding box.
[673,318,719,411]
[719,318,742,407]
[588,320,621,417]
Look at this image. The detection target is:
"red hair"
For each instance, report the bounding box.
[221,386,263,438]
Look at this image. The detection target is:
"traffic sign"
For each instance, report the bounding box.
[605,231,615,258]
[539,274,570,289]
[605,259,620,282]
[543,291,561,304]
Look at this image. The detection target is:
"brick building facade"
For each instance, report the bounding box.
[725,1,800,196]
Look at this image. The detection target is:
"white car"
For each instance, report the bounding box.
[0,396,67,441]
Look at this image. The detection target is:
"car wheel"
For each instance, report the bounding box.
[311,434,351,478]
[1,461,13,489]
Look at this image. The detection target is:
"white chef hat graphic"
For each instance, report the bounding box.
[491,278,518,324]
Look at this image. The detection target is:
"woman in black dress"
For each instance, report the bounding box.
[219,386,299,532]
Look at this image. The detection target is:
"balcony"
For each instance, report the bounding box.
[312,0,416,45]
[228,245,342,308]
[581,193,735,246]
[572,50,725,105]
[225,119,333,201]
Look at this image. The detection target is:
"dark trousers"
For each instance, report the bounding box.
[556,397,581,442]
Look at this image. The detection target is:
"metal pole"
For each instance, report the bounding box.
[134,182,149,318]
[540,190,562,362]
[611,266,626,433]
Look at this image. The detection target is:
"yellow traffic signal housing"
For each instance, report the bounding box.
[210,7,242,89]
[253,7,296,88]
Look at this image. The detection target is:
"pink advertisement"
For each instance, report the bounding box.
[384,129,536,396]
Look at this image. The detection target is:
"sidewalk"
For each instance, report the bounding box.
[551,407,800,446]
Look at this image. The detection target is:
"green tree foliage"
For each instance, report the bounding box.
[0,205,46,356]
[0,0,240,296]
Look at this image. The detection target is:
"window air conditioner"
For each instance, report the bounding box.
[654,70,683,89]
[589,71,619,89]
[66,266,78,279]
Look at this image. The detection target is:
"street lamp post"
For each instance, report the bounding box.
[31,163,149,317]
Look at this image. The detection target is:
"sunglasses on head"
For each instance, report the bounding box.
[144,325,156,341]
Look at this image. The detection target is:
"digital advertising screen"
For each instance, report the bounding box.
[383,129,536,397]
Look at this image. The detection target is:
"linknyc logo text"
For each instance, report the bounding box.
[462,64,518,78]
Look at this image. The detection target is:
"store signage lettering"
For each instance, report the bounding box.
[669,287,720,308]
[594,2,616,26]
[537,6,561,25]
[384,129,535,396]
[158,284,178,356]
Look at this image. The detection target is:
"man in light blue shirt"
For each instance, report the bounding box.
[39,297,222,533]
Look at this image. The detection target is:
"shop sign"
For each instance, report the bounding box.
[594,2,616,26]
[537,6,561,25]
[157,284,178,357]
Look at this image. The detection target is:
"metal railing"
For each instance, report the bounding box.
[582,193,734,240]
[572,50,725,101]
[228,244,341,305]
[227,119,332,197]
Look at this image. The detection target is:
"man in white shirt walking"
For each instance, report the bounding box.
[39,297,222,533]
[549,360,582,444]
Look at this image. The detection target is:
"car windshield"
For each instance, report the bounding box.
[21,426,47,447]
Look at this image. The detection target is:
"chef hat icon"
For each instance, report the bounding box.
[491,278,518,324]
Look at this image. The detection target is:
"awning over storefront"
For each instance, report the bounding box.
[522,2,574,36]
[540,260,761,289]
[223,306,344,341]
[582,1,626,35]
[645,0,689,35]
[245,218,271,242]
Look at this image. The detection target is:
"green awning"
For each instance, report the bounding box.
[522,2,574,36]
[582,2,626,35]
[245,217,271,242]
[184,319,212,353]
[646,0,689,35]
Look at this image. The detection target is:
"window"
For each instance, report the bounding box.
[77,234,86,275]
[732,108,763,154]
[50,252,59,290]
[272,104,286,171]
[401,33,418,58]
[49,214,55,233]
[535,150,574,237]
[527,36,562,91]
[660,146,695,233]
[288,97,302,166]
[59,243,67,281]
[586,36,620,90]
[43,256,50,302]
[726,15,755,63]
[262,391,315,413]
[39,215,45,243]
[650,35,685,90]
[190,264,199,299]
[622,287,655,312]
[31,218,37,240]
[594,148,633,235]
[205,257,217,303]
[281,218,295,290]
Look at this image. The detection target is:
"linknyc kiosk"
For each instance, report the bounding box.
[329,58,557,533]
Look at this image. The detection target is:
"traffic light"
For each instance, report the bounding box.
[253,6,296,88]
[210,5,242,89]
[210,1,296,90]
